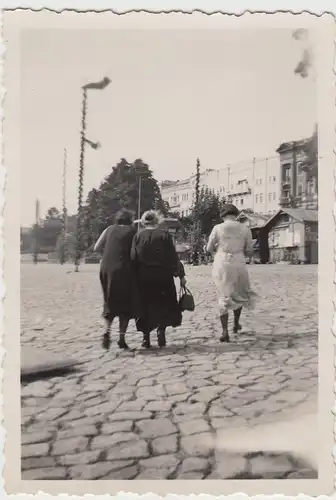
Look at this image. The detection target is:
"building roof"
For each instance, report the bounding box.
[237,211,269,228]
[284,208,318,222]
[264,208,318,228]
[276,138,309,154]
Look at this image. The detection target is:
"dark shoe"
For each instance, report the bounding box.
[233,323,242,333]
[141,340,151,349]
[102,333,111,350]
[157,330,166,348]
[117,338,129,350]
[220,330,230,343]
[142,333,151,349]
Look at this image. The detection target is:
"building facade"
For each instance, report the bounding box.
[161,134,317,217]
[264,208,318,264]
[276,139,318,210]
[161,156,281,216]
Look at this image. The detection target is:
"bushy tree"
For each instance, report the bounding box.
[83,158,166,246]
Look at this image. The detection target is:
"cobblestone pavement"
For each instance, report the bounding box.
[21,263,318,480]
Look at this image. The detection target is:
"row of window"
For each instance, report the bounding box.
[168,177,278,204]
[170,193,189,204]
[255,192,277,204]
[256,176,277,185]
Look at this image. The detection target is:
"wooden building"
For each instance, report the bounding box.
[263,208,318,264]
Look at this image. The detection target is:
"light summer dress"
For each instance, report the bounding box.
[207,220,257,315]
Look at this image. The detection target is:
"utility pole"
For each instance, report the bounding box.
[137,175,142,220]
[60,148,68,264]
[33,198,40,264]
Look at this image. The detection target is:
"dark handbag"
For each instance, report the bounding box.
[179,286,195,312]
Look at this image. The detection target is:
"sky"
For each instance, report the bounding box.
[20,28,316,226]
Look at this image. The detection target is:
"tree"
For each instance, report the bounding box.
[32,207,64,254]
[194,187,225,237]
[83,158,166,247]
[45,207,62,220]
[187,160,227,265]
[189,158,202,264]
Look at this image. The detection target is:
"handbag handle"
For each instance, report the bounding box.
[179,285,191,297]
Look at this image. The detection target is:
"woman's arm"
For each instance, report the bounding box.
[130,233,139,262]
[93,228,108,253]
[206,226,218,254]
[244,227,254,258]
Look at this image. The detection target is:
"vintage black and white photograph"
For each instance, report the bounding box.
[3,9,335,495]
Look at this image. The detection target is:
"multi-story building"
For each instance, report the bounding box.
[276,138,318,210]
[160,135,317,217]
[160,178,194,218]
[160,157,281,216]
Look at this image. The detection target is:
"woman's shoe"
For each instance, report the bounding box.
[141,340,151,349]
[220,330,230,343]
[142,333,151,349]
[117,338,129,350]
[233,323,242,333]
[157,329,166,348]
[102,333,111,350]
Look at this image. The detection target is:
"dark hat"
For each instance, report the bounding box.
[220,203,239,219]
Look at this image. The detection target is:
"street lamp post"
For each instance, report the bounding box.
[74,77,111,272]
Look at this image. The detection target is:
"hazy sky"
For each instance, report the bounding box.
[20,28,316,225]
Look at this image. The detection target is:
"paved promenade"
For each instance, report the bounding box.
[21,263,318,480]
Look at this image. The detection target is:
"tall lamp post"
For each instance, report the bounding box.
[74,77,111,272]
[137,175,142,232]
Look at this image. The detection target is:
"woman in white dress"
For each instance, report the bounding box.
[206,203,256,343]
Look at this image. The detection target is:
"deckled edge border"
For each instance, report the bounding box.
[333,12,336,495]
[0,5,5,499]
[0,7,333,499]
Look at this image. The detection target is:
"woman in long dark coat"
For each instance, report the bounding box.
[94,209,137,350]
[131,210,186,349]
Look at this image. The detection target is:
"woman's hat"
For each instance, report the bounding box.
[220,203,239,219]
[141,210,160,226]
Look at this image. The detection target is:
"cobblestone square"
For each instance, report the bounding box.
[21,263,318,480]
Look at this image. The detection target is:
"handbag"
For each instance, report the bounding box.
[179,286,195,312]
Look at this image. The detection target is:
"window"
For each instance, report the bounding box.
[273,192,276,200]
[273,176,276,183]
[268,176,272,183]
[255,194,259,203]
[308,178,316,195]
[240,198,244,205]
[268,193,272,201]
[259,193,263,203]
[298,184,303,196]
[283,165,291,182]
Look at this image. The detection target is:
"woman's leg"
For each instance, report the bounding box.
[233,307,242,333]
[102,318,113,350]
[157,327,166,347]
[117,316,130,349]
[142,331,151,349]
[220,313,230,342]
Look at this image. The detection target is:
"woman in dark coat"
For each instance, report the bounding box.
[94,209,137,350]
[131,210,186,349]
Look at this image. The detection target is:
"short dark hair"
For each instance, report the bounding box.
[115,209,134,226]
[220,203,239,219]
